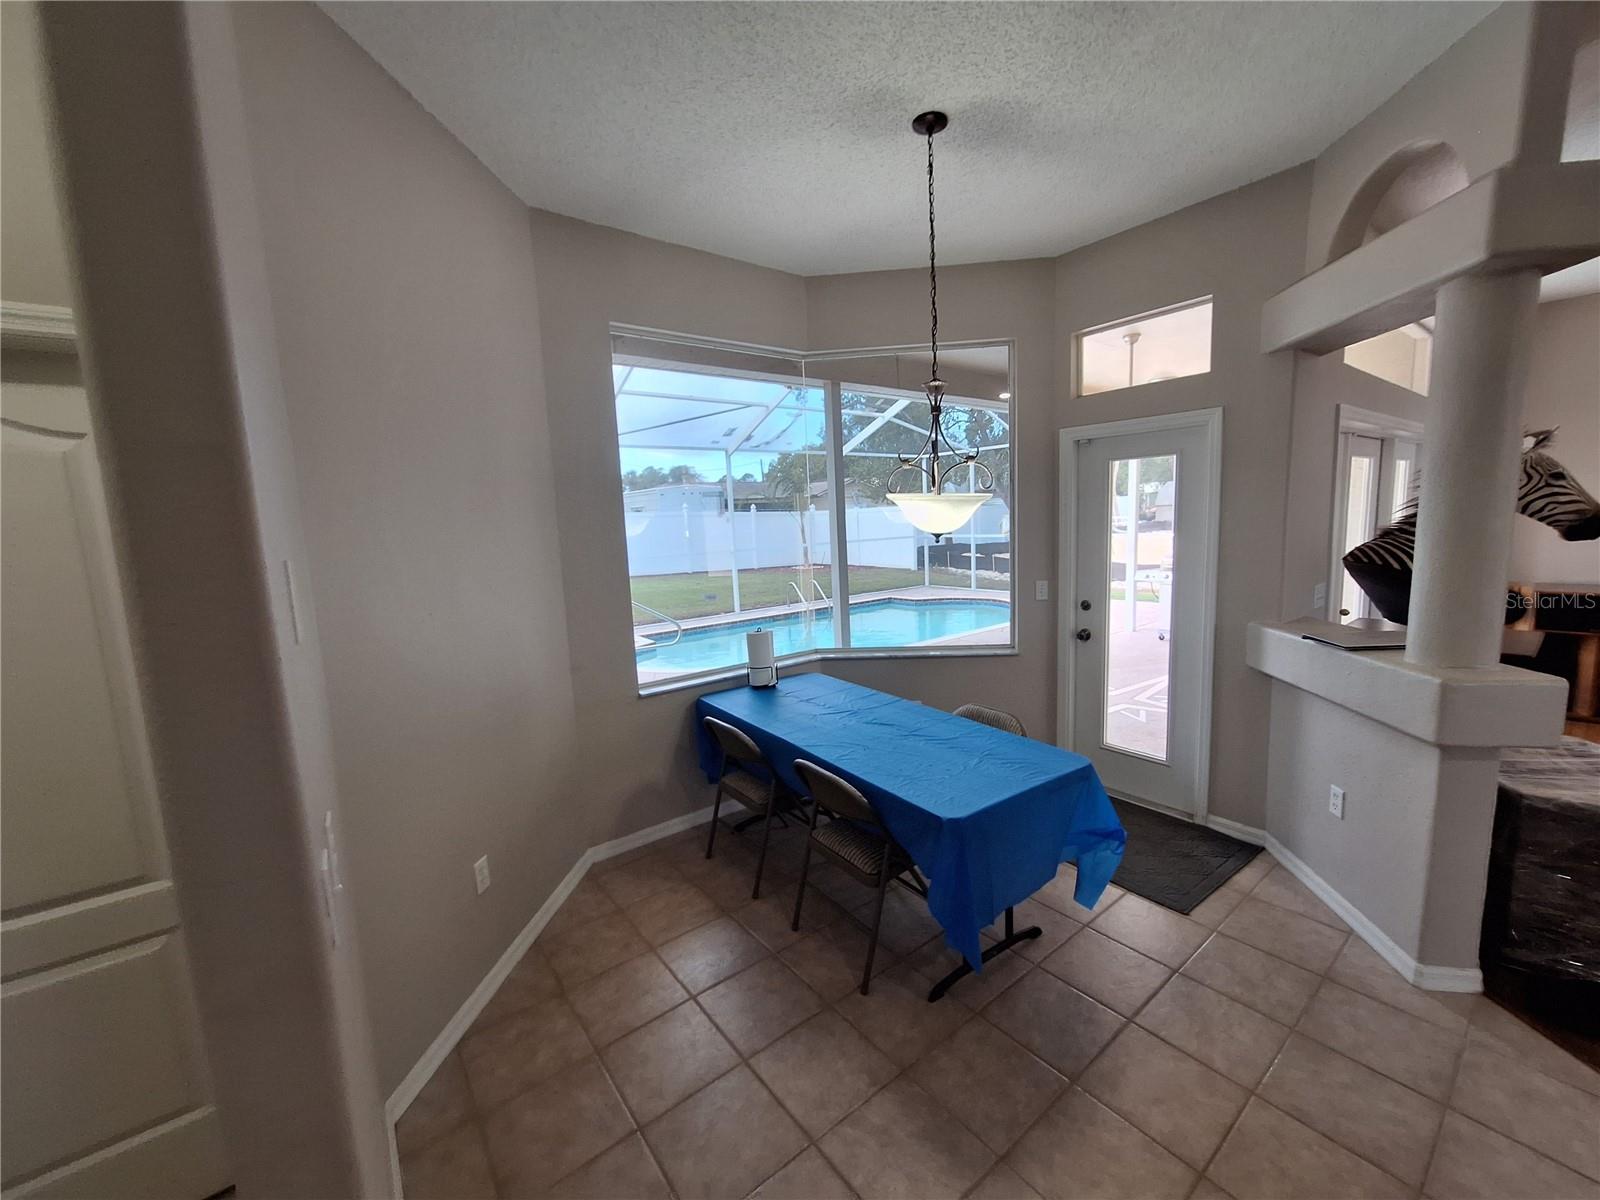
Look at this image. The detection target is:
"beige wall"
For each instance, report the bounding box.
[1055,166,1313,829]
[1510,294,1600,584]
[526,209,812,844]
[229,5,579,1093]
[0,2,74,309]
[1264,681,1502,968]
[1304,3,1535,270]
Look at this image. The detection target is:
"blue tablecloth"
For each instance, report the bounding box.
[695,674,1125,969]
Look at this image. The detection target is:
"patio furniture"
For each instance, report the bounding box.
[953,703,1027,737]
[790,759,923,995]
[701,715,798,900]
[694,675,1124,1001]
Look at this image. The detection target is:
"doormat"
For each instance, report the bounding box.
[1110,799,1260,913]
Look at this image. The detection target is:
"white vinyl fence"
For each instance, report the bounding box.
[624,502,1009,578]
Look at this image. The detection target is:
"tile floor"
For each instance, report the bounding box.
[396,819,1600,1200]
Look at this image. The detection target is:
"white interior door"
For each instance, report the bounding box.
[1064,417,1218,816]
[1,381,229,1199]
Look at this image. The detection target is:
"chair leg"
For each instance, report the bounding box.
[705,783,724,859]
[752,795,779,900]
[861,866,891,995]
[790,835,814,931]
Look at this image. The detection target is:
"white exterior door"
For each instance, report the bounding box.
[1,382,229,1198]
[1062,415,1219,816]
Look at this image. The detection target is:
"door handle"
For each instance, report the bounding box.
[1076,628,1092,642]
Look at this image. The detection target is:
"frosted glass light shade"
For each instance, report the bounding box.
[887,491,988,536]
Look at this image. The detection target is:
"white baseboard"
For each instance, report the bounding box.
[1205,815,1267,847]
[1262,832,1482,994]
[1204,815,1480,994]
[589,803,718,866]
[383,803,715,1194]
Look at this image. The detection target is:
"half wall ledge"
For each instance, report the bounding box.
[1246,621,1567,747]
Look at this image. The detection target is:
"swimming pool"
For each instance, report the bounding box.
[636,598,1010,675]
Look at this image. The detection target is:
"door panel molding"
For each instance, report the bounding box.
[1057,408,1222,822]
[6,1107,227,1200]
[2,382,223,1197]
[2,881,180,980]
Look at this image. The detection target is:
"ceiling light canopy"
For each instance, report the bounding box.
[886,111,993,542]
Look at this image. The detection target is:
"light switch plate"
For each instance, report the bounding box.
[474,855,491,894]
[1329,785,1345,819]
[1035,580,1050,601]
[1312,581,1327,611]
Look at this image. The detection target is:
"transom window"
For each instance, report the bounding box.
[1076,298,1212,396]
[615,332,1015,689]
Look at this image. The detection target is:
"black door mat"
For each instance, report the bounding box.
[1109,799,1260,913]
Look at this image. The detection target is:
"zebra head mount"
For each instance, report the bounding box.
[1520,428,1600,542]
[1341,426,1600,624]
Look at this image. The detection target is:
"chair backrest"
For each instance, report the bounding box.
[703,716,764,767]
[793,759,881,829]
[953,703,1027,738]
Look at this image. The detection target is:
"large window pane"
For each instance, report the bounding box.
[616,335,1015,686]
[818,347,1013,651]
[615,339,830,686]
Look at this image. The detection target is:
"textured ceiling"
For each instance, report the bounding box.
[323,1,1493,277]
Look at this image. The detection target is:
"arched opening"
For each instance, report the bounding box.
[1325,141,1470,264]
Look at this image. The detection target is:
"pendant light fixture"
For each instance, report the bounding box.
[885,111,993,542]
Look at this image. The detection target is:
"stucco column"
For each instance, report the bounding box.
[1406,270,1541,668]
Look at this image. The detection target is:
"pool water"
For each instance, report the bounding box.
[636,598,1010,674]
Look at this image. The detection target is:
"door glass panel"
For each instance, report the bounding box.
[1390,441,1418,521]
[1339,451,1377,622]
[1103,454,1175,761]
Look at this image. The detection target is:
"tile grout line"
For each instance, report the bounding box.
[594,837,912,1197]
[1413,1013,1475,1198]
[444,844,1299,1195]
[408,833,1587,1199]
[1144,922,1443,1193]
[1005,905,1444,1196]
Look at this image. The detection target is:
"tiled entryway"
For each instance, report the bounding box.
[396,819,1600,1200]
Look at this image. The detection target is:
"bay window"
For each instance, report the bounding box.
[615,331,1015,689]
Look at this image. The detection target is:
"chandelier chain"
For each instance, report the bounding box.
[927,127,938,385]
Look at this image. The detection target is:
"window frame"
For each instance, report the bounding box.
[613,326,1019,696]
[1072,296,1213,399]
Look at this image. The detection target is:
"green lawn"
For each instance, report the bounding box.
[1109,583,1162,602]
[630,565,1006,622]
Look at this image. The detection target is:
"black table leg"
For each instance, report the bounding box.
[926,906,1041,1002]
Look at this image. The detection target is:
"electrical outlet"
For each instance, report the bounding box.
[1312,581,1327,611]
[474,855,491,894]
[1328,785,1345,820]
[1035,580,1050,601]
